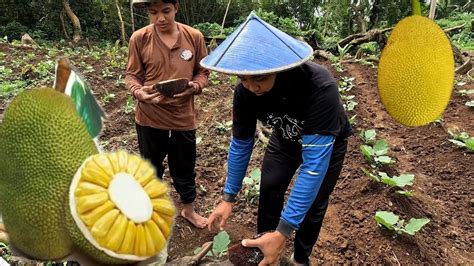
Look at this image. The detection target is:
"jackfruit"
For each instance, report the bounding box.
[378,15,454,127]
[0,88,98,259]
[66,151,175,264]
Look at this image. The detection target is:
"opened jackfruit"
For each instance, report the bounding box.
[378,15,454,127]
[67,151,175,264]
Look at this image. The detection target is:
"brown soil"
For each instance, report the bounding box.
[0,42,472,264]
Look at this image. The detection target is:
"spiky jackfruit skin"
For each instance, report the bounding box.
[378,15,454,127]
[0,88,98,260]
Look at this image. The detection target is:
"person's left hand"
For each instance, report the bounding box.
[173,81,199,98]
[242,231,287,265]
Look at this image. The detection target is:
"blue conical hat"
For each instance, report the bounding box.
[200,12,313,75]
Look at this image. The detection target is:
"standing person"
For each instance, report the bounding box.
[126,0,209,228]
[203,13,353,265]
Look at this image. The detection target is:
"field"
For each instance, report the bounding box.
[0,41,472,264]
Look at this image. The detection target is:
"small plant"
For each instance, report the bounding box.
[374,211,430,236]
[338,77,358,112]
[360,139,395,166]
[101,92,116,103]
[447,129,474,152]
[216,120,232,135]
[466,100,474,108]
[243,169,261,204]
[348,114,357,125]
[360,129,377,144]
[228,75,238,87]
[0,242,11,263]
[123,95,134,114]
[209,71,221,85]
[457,89,474,96]
[194,231,230,258]
[361,168,414,196]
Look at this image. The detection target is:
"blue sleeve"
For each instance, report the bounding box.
[277,134,335,237]
[223,136,254,202]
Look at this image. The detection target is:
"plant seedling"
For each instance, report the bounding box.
[360,129,377,144]
[360,139,395,165]
[243,169,261,204]
[362,168,414,196]
[447,129,474,152]
[374,211,430,235]
[194,231,230,258]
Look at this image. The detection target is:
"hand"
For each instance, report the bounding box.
[134,85,163,104]
[242,231,287,266]
[173,81,199,98]
[208,201,233,232]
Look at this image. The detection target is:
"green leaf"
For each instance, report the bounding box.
[243,176,254,185]
[402,218,430,235]
[373,140,389,155]
[250,168,261,181]
[380,176,397,186]
[193,247,212,257]
[448,139,466,147]
[465,138,474,152]
[375,156,394,164]
[360,145,374,162]
[466,101,474,108]
[374,211,399,230]
[391,174,414,188]
[363,129,376,143]
[212,231,230,257]
[396,190,414,197]
[361,167,379,181]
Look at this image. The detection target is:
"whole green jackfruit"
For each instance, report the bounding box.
[0,88,98,260]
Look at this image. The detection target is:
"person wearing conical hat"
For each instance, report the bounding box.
[204,12,353,265]
[126,0,209,228]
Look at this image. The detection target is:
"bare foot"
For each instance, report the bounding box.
[181,209,208,229]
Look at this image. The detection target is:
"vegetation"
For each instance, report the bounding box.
[194,231,230,258]
[374,211,430,236]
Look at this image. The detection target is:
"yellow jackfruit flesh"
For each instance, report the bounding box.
[0,88,98,260]
[378,15,454,127]
[67,151,175,264]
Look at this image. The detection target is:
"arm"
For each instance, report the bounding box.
[125,34,145,98]
[277,134,335,237]
[223,137,255,202]
[191,32,210,94]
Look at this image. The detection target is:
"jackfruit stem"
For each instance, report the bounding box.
[411,0,422,16]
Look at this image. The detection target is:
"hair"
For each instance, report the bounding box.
[145,0,178,6]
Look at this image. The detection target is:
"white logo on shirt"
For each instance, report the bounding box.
[180,49,193,61]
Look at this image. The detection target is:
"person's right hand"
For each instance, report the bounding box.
[208,201,233,232]
[134,85,163,104]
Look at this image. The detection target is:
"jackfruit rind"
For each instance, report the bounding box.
[378,15,454,127]
[67,151,175,264]
[0,88,98,259]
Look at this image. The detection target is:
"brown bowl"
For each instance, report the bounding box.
[153,78,189,98]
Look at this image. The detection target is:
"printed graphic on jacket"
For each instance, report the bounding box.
[265,113,303,142]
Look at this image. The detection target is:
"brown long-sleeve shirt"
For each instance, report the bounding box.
[126,23,209,130]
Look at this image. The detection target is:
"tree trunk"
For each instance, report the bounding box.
[220,0,232,35]
[59,9,69,40]
[115,0,127,44]
[130,1,135,32]
[62,0,81,43]
[369,0,381,29]
[429,0,437,20]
